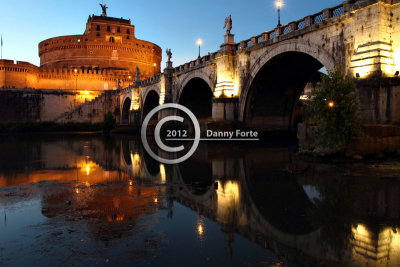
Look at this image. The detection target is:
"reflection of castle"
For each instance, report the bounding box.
[0,8,161,93]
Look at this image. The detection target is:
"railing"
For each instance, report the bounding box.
[297,20,306,30]
[235,0,371,50]
[283,25,291,34]
[173,51,218,74]
[331,5,344,17]
[134,0,371,83]
[313,13,324,24]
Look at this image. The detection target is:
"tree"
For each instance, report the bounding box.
[308,66,362,152]
[102,111,116,135]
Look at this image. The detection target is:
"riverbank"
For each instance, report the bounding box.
[298,123,400,157]
[0,122,102,134]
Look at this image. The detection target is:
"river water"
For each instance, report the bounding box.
[0,134,400,266]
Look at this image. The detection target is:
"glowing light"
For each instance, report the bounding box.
[352,64,373,78]
[79,161,96,175]
[197,39,203,47]
[130,98,140,111]
[214,81,237,98]
[198,224,204,235]
[84,91,89,95]
[128,75,131,80]
[85,181,90,187]
[350,224,400,264]
[351,42,397,78]
[75,188,80,194]
[328,101,334,108]
[352,224,371,239]
[159,92,165,105]
[275,0,283,8]
[74,68,78,73]
[129,180,133,186]
[216,180,241,224]
[153,63,157,67]
[160,164,166,183]
[394,50,400,75]
[130,152,141,177]
[154,198,158,203]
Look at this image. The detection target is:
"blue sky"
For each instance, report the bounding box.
[0,0,343,68]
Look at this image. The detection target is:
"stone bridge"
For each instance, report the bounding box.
[114,0,400,131]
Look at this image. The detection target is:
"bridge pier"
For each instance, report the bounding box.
[212,98,238,121]
[358,78,400,124]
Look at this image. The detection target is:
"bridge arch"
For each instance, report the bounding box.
[141,89,160,121]
[239,40,336,131]
[178,77,214,119]
[176,70,215,102]
[121,97,131,125]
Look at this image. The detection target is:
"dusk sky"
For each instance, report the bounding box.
[0,0,343,68]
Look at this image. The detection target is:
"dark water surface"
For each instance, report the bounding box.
[0,135,400,266]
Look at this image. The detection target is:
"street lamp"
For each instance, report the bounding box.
[128,75,132,87]
[197,39,202,58]
[73,68,78,91]
[153,63,157,74]
[275,0,283,27]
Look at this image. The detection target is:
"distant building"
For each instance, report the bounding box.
[0,11,161,94]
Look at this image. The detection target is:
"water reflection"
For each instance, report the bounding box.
[0,135,400,266]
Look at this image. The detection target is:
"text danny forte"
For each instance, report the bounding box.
[206,130,258,139]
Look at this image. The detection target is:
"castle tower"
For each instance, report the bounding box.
[38,10,161,80]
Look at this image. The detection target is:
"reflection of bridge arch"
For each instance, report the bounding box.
[142,152,160,177]
[122,139,131,166]
[172,157,323,259]
[239,40,336,130]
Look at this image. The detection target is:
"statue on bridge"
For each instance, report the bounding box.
[135,66,140,82]
[100,3,108,16]
[223,15,232,35]
[166,49,172,62]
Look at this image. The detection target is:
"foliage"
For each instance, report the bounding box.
[102,112,116,134]
[308,66,362,152]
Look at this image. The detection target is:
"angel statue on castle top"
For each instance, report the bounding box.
[100,3,108,16]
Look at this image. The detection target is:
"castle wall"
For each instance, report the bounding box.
[0,60,138,92]
[55,91,120,124]
[0,89,97,123]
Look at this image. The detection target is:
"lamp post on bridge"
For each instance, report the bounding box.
[128,75,132,87]
[73,68,78,91]
[197,39,202,59]
[275,0,283,27]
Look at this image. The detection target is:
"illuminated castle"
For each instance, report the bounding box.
[0,7,161,94]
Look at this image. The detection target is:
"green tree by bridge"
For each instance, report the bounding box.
[308,66,362,152]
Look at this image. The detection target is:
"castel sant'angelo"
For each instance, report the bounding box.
[0,5,161,95]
